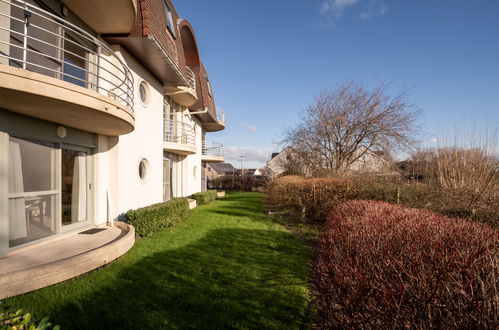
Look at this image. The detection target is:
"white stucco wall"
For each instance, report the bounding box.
[94,47,208,222]
[109,47,163,216]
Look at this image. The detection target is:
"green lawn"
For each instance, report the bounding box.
[5,192,312,329]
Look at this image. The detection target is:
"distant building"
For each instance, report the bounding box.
[254,168,266,176]
[265,146,393,177]
[265,147,298,177]
[347,147,393,174]
[207,162,236,180]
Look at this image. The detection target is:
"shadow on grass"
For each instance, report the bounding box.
[47,228,310,329]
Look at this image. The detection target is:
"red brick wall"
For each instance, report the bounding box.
[137,0,180,66]
[200,64,216,117]
[127,0,216,113]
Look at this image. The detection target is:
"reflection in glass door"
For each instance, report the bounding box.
[163,158,171,201]
[8,137,58,247]
[61,149,88,226]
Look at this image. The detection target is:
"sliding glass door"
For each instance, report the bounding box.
[7,137,92,248]
[61,148,90,229]
[8,137,58,247]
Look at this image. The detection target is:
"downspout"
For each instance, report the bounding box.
[189,107,209,115]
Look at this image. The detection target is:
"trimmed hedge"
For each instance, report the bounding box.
[125,198,190,237]
[191,190,218,205]
[313,200,499,328]
[210,175,267,191]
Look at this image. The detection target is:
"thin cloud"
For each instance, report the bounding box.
[225,147,271,164]
[318,0,388,26]
[240,122,257,132]
[360,0,388,19]
[321,0,360,15]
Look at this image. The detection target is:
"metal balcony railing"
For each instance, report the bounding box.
[215,106,225,124]
[202,141,224,157]
[0,0,134,110]
[185,66,196,96]
[164,120,196,146]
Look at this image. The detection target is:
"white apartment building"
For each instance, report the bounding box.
[0,0,225,258]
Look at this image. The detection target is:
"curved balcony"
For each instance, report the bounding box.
[163,120,196,155]
[165,66,197,107]
[201,106,226,132]
[202,141,224,163]
[61,0,137,34]
[0,0,134,136]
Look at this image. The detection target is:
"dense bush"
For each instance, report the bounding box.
[210,175,267,192]
[191,190,218,205]
[125,198,190,237]
[352,175,499,226]
[265,175,306,211]
[0,303,59,329]
[265,176,356,221]
[352,176,435,208]
[313,200,498,329]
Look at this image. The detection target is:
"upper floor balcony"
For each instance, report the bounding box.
[163,119,196,155]
[201,141,224,163]
[0,0,134,136]
[165,66,197,107]
[60,0,137,34]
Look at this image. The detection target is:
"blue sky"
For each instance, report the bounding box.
[175,0,499,168]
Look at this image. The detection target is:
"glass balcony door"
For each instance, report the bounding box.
[61,147,91,230]
[7,137,93,248]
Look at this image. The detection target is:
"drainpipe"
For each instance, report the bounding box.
[189,107,209,115]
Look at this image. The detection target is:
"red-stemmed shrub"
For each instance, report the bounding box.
[313,200,498,328]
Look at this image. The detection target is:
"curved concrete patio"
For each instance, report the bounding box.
[0,222,135,299]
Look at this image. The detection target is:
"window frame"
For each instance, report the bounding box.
[162,0,176,38]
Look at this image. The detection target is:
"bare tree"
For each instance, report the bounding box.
[285,82,420,176]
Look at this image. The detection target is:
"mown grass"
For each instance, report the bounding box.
[5,192,312,329]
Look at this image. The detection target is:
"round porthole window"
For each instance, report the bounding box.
[138,81,149,107]
[138,158,149,182]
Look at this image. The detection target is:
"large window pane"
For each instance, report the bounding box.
[8,137,57,247]
[63,35,87,87]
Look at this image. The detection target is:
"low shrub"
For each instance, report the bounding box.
[210,175,267,191]
[313,200,498,329]
[191,190,218,205]
[125,198,190,237]
[0,303,59,329]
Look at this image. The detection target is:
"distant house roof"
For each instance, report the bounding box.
[208,162,236,174]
